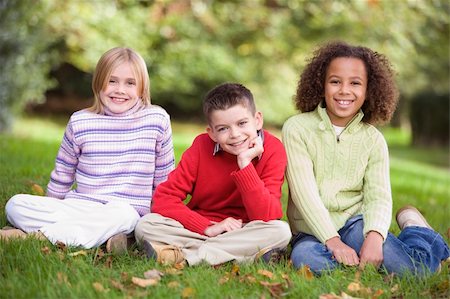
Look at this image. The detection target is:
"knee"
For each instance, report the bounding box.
[5,194,28,218]
[134,213,161,242]
[290,241,334,274]
[270,221,292,245]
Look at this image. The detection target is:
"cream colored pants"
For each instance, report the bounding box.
[135,213,292,266]
[6,194,140,248]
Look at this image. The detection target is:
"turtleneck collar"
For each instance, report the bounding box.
[102,100,144,117]
[316,103,364,133]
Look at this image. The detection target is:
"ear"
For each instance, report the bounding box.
[206,126,217,142]
[255,111,263,130]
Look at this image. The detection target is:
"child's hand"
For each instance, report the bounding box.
[359,231,384,269]
[204,217,243,237]
[325,236,360,266]
[237,136,264,169]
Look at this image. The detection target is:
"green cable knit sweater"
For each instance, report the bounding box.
[282,105,392,243]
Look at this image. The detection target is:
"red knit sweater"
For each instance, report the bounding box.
[151,130,287,235]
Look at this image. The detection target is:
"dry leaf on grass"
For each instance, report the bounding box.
[181,287,195,298]
[55,241,67,251]
[57,272,70,286]
[144,269,164,280]
[104,256,113,268]
[167,281,180,288]
[110,279,124,291]
[68,250,88,257]
[297,265,314,280]
[259,281,285,299]
[41,246,51,255]
[92,282,107,293]
[257,269,274,279]
[131,276,159,288]
[30,183,45,196]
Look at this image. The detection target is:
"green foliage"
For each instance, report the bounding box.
[409,91,449,147]
[0,0,449,135]
[0,0,59,131]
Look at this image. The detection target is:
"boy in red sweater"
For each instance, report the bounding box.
[135,82,291,266]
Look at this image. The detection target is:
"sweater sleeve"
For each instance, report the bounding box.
[46,119,79,199]
[282,119,339,243]
[152,112,175,195]
[231,133,285,221]
[361,132,392,240]
[151,136,212,234]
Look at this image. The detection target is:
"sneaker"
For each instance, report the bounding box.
[255,247,285,264]
[106,233,128,254]
[0,227,26,240]
[143,240,185,265]
[396,205,433,231]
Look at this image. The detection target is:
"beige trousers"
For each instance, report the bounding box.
[135,213,292,266]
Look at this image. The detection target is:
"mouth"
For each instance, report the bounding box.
[229,139,247,147]
[335,99,354,106]
[110,97,128,103]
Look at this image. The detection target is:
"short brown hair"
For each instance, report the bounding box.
[203,83,256,123]
[295,41,399,125]
[90,47,151,114]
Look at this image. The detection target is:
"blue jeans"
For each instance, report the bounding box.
[290,215,450,275]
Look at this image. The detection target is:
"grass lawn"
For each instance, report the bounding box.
[1,116,449,298]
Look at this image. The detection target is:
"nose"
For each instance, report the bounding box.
[339,83,350,94]
[116,82,126,94]
[229,127,241,138]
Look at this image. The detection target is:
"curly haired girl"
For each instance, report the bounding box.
[282,41,449,275]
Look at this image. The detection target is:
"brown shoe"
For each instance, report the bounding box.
[106,233,130,254]
[0,228,26,240]
[396,205,433,231]
[255,247,286,264]
[143,240,185,265]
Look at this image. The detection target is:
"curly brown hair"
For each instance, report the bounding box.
[295,41,399,125]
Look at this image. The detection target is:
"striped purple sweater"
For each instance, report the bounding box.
[46,103,175,216]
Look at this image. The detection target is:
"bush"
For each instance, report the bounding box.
[409,91,449,147]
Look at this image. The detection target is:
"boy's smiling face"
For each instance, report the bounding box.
[207,103,263,156]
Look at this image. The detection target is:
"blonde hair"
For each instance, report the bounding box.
[90,47,151,113]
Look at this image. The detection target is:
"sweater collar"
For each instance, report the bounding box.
[316,103,364,134]
[102,100,143,117]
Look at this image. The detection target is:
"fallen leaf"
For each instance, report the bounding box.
[167,281,180,288]
[104,256,113,268]
[373,289,384,298]
[281,273,293,288]
[110,279,124,291]
[347,282,361,292]
[131,276,159,288]
[121,272,129,281]
[165,268,183,275]
[144,269,164,280]
[181,287,195,298]
[297,265,314,280]
[57,272,70,285]
[68,250,88,257]
[259,281,284,298]
[41,246,51,255]
[92,282,107,292]
[319,293,341,299]
[55,241,67,251]
[257,269,274,279]
[231,264,240,276]
[218,274,230,285]
[30,184,45,196]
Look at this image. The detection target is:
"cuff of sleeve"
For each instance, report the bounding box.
[231,163,262,192]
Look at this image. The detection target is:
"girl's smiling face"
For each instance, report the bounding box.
[100,62,140,114]
[324,57,367,126]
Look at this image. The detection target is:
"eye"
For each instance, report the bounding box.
[351,81,362,86]
[239,121,248,126]
[329,79,340,85]
[217,127,227,132]
[127,81,136,86]
[109,79,117,84]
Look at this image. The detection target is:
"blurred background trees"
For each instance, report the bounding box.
[1,0,448,146]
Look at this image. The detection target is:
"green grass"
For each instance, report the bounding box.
[1,117,449,298]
